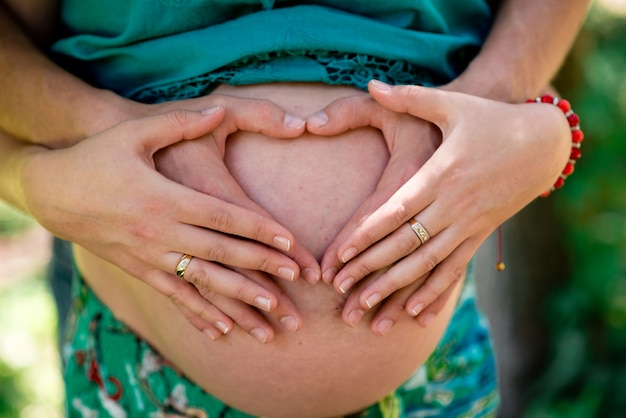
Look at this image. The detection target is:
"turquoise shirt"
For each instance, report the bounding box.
[52,0,492,100]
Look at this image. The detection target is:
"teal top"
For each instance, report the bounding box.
[52,0,493,101]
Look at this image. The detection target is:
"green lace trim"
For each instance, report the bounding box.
[131,50,435,103]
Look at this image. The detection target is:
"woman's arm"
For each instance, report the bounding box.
[316,0,591,334]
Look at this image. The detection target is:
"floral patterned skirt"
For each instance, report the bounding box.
[63,262,500,418]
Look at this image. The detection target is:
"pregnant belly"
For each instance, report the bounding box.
[75,83,461,417]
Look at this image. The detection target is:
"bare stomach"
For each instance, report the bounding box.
[74,83,462,417]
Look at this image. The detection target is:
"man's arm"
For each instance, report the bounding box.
[449,0,591,101]
[0,0,141,147]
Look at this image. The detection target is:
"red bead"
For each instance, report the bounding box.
[557,99,571,113]
[567,113,580,126]
[541,94,554,103]
[526,98,536,103]
[571,147,582,160]
[572,129,584,143]
[562,162,575,176]
[554,177,566,189]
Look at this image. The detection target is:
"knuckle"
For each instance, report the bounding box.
[187,268,212,288]
[209,209,234,231]
[391,204,410,227]
[255,99,278,123]
[449,264,467,283]
[255,253,273,273]
[197,288,219,304]
[382,277,402,294]
[421,252,440,272]
[168,108,189,127]
[169,291,183,307]
[355,262,375,278]
[205,244,227,263]
[420,286,440,304]
[397,234,417,254]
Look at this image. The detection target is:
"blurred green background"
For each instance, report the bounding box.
[0,1,625,417]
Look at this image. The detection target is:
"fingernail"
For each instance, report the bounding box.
[420,313,436,328]
[203,329,218,341]
[303,268,320,284]
[339,277,355,294]
[370,80,392,91]
[365,293,381,309]
[284,113,305,129]
[201,105,221,115]
[215,321,231,334]
[341,247,357,263]
[322,267,337,284]
[306,111,329,128]
[347,309,365,327]
[273,235,291,252]
[250,328,269,344]
[377,319,394,336]
[409,303,424,317]
[280,316,300,333]
[254,296,272,312]
[277,267,296,281]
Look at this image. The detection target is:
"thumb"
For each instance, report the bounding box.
[368,80,459,128]
[125,106,226,153]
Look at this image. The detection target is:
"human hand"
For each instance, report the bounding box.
[306,90,439,332]
[20,107,313,342]
[154,95,320,285]
[313,80,571,333]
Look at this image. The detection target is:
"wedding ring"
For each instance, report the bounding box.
[408,218,430,245]
[175,254,193,278]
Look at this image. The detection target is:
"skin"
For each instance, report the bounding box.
[0,0,591,339]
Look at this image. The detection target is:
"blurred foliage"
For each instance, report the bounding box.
[0,276,64,418]
[0,203,34,237]
[524,3,626,417]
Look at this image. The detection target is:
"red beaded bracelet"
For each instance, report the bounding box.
[496,95,584,271]
[527,94,584,197]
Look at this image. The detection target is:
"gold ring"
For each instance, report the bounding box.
[175,254,193,278]
[408,218,430,245]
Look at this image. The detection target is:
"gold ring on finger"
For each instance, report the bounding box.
[175,254,194,278]
[408,218,431,245]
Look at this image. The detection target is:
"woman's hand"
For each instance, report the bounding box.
[313,80,571,333]
[20,106,314,342]
[153,95,320,286]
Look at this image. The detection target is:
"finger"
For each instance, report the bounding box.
[169,224,300,282]
[176,305,226,341]
[305,95,396,136]
[169,183,308,272]
[114,107,227,154]
[228,267,303,334]
[211,97,306,145]
[368,280,427,336]
[404,241,476,317]
[210,295,277,344]
[145,270,235,337]
[169,255,281,311]
[332,166,438,266]
[344,223,463,314]
[368,80,463,129]
[332,214,441,296]
[414,284,457,328]
[340,266,391,328]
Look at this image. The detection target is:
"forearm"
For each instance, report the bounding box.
[0,1,140,147]
[449,0,591,101]
[0,129,45,213]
